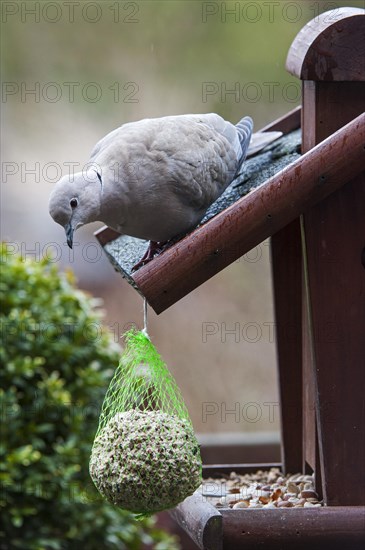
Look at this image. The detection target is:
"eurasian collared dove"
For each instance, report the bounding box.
[49,114,281,268]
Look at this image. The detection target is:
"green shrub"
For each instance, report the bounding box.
[0,244,179,550]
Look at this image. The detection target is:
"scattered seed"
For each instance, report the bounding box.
[203,467,323,510]
[301,490,318,499]
[278,500,294,508]
[233,500,249,509]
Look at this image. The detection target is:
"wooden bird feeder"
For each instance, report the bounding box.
[96,8,365,549]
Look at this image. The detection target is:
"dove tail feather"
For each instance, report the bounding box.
[235,116,253,168]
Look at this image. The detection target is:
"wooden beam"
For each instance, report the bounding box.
[222,507,365,550]
[201,443,280,466]
[285,6,365,506]
[301,81,365,505]
[169,493,222,550]
[203,463,282,478]
[265,109,303,477]
[259,106,304,476]
[304,175,365,505]
[94,226,121,246]
[260,105,301,134]
[133,113,364,313]
[271,221,303,475]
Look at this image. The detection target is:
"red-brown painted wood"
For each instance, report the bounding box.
[222,507,365,550]
[260,105,301,134]
[296,9,365,506]
[304,174,365,506]
[286,7,365,81]
[169,493,222,550]
[301,102,365,502]
[271,221,303,475]
[94,226,121,246]
[203,463,282,477]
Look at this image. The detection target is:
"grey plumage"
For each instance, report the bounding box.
[49,113,280,254]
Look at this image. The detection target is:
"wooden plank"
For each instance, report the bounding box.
[203,463,282,478]
[301,248,323,499]
[94,226,121,246]
[303,176,365,505]
[201,443,280,466]
[300,84,320,487]
[301,277,317,476]
[169,493,223,550]
[266,106,303,475]
[301,81,365,505]
[271,221,302,474]
[264,107,303,477]
[302,81,365,142]
[260,106,301,134]
[221,507,365,550]
[302,258,315,473]
[133,113,364,313]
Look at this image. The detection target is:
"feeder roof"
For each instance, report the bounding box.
[95,107,364,314]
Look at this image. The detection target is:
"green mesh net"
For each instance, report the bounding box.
[90,328,202,517]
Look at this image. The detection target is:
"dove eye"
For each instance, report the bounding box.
[70,198,78,208]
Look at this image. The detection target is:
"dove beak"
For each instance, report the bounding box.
[65,223,74,249]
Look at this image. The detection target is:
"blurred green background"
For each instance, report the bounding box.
[2,0,363,440]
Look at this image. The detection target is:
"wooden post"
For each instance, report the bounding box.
[267,109,303,475]
[271,219,303,475]
[286,7,365,505]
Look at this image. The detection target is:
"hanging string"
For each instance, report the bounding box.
[142,298,149,339]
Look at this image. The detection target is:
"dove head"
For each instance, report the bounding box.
[49,168,102,248]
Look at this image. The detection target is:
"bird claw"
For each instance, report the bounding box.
[131,241,167,272]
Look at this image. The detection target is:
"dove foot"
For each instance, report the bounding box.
[132,241,167,271]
